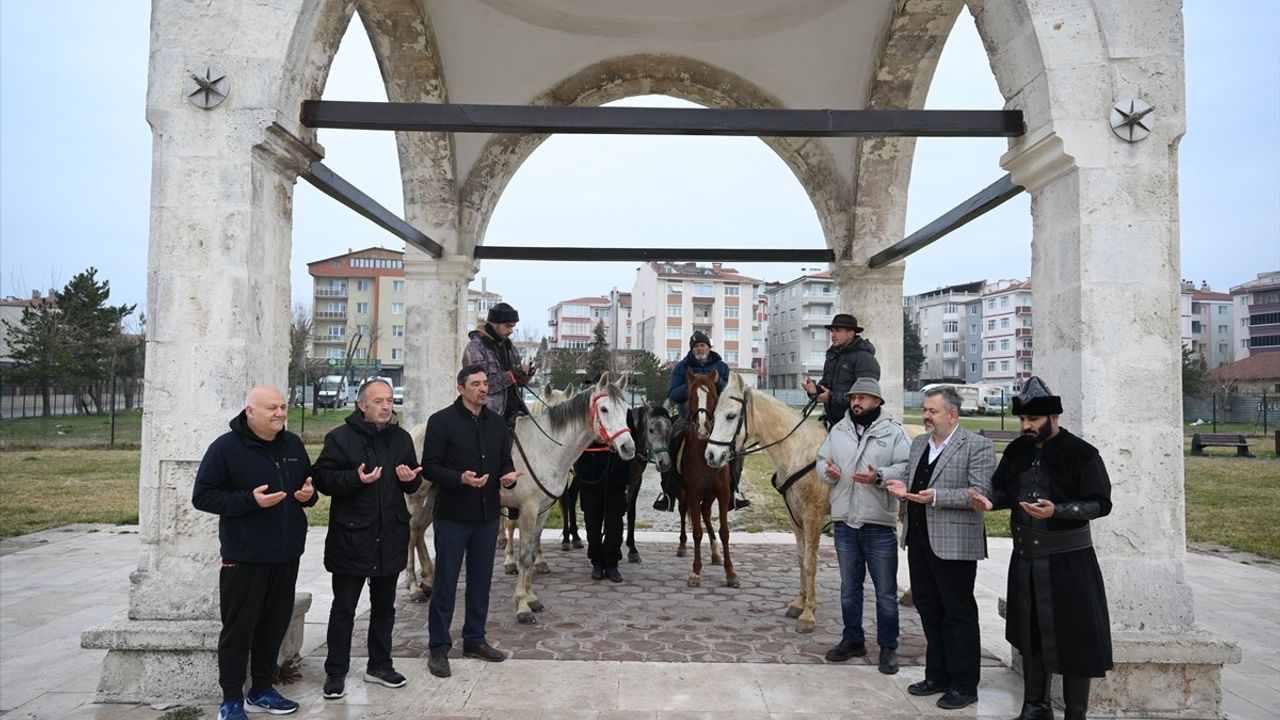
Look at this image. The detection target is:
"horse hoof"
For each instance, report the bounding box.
[724,577,740,588]
[573,539,584,549]
[676,549,686,558]
[409,590,426,603]
[529,600,545,613]
[796,619,815,634]
[687,575,701,588]
[497,538,507,550]
[628,551,641,564]
[711,557,722,566]
[535,562,551,575]
[560,541,572,551]
[517,612,538,625]
[784,606,803,619]
[504,564,518,575]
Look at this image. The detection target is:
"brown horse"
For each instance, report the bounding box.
[671,370,738,588]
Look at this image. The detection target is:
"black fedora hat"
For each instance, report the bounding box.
[825,313,864,333]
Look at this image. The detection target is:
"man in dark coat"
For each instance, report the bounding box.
[574,439,630,583]
[969,377,1113,720]
[804,313,880,427]
[312,377,423,700]
[422,365,521,679]
[461,302,535,421]
[655,331,749,511]
[192,385,316,720]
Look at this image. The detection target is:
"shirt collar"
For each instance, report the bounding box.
[928,424,959,454]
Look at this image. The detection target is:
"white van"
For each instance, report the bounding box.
[316,375,349,408]
[920,383,983,416]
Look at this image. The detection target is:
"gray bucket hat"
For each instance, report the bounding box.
[845,377,883,400]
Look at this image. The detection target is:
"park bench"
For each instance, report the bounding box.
[1190,433,1254,457]
[978,429,1021,445]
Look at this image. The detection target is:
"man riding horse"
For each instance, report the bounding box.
[653,331,750,512]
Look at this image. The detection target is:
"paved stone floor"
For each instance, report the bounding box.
[329,540,1000,667]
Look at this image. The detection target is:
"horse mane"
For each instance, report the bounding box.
[547,382,624,433]
[745,387,827,448]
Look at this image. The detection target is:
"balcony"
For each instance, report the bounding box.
[1016,349,1033,360]
[1015,328,1033,338]
[942,350,959,359]
[803,314,835,327]
[316,310,347,320]
[1015,305,1032,316]
[314,335,347,345]
[315,287,348,298]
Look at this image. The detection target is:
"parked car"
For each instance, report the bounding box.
[393,386,405,404]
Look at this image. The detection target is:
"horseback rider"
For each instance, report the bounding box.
[652,331,750,512]
[461,302,535,518]
[803,313,880,429]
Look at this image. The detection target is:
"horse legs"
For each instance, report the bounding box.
[513,502,544,624]
[785,523,808,620]
[676,495,688,558]
[503,516,519,575]
[704,500,721,566]
[560,480,583,551]
[687,496,703,587]
[534,532,550,574]
[717,481,738,588]
[625,466,642,563]
[794,517,823,633]
[402,490,434,602]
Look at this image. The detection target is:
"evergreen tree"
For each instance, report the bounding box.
[632,351,669,406]
[903,312,925,389]
[1,297,67,417]
[1181,346,1209,397]
[56,268,135,412]
[584,320,613,382]
[548,348,580,389]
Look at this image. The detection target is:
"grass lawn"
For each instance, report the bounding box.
[3,438,1277,558]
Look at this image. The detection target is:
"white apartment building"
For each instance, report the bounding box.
[1179,280,1235,369]
[547,296,612,350]
[1228,271,1280,360]
[980,280,1034,393]
[631,262,762,385]
[763,271,838,389]
[904,280,985,384]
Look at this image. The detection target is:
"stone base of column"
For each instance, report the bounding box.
[1011,629,1241,719]
[81,593,311,704]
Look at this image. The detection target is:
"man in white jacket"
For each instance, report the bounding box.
[816,377,911,674]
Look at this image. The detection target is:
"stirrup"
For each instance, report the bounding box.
[652,493,673,512]
[732,495,752,511]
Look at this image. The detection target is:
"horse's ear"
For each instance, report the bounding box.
[710,369,719,384]
[618,373,629,391]
[596,372,610,391]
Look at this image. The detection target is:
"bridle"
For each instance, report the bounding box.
[706,388,820,462]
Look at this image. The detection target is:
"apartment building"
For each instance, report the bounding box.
[1179,280,1235,369]
[466,286,503,329]
[763,271,838,389]
[547,296,612,350]
[1229,271,1280,359]
[904,280,985,384]
[980,279,1033,393]
[631,262,762,385]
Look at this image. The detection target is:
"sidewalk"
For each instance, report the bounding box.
[0,525,1275,719]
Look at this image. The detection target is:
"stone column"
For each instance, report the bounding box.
[830,261,906,420]
[1003,122,1239,717]
[80,105,320,703]
[402,254,476,426]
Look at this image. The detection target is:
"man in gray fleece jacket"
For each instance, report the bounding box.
[816,377,911,675]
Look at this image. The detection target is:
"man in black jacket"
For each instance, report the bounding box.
[312,377,423,700]
[968,377,1112,720]
[422,365,521,678]
[804,313,880,427]
[192,386,316,720]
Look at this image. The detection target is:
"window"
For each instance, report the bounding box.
[969,342,977,353]
[392,325,404,337]
[987,361,996,372]
[943,340,958,353]
[1000,360,1010,371]
[327,325,345,338]
[970,323,979,334]
[809,351,825,364]
[667,281,683,293]
[986,299,995,310]
[1249,334,1280,348]
[666,327,682,338]
[356,280,370,292]
[1022,317,1033,327]
[1022,360,1032,370]
[724,285,740,296]
[1000,339,1010,350]
[987,341,996,352]
[1000,318,1009,329]
[811,329,824,340]
[725,351,739,363]
[789,352,797,363]
[944,302,957,314]
[356,324,370,336]
[667,305,682,317]
[326,347,343,359]
[1218,324,1228,334]
[987,319,996,331]
[564,304,589,317]
[667,350,681,361]
[391,303,404,315]
[355,302,369,315]
[1000,296,1009,308]
[1252,312,1280,326]
[788,330,797,343]
[1218,342,1228,354]
[726,306,740,318]
[392,280,405,292]
[391,348,402,360]
[693,282,713,296]
[943,321,958,333]
[724,329,740,340]
[1218,305,1228,314]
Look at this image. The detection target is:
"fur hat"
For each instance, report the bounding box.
[689,331,712,349]
[1012,376,1063,416]
[825,313,864,333]
[845,377,883,401]
[487,302,519,324]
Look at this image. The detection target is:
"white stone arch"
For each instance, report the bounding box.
[456,54,851,258]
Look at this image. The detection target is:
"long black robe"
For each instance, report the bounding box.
[990,428,1113,677]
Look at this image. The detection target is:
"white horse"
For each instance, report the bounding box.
[703,372,829,632]
[499,386,569,574]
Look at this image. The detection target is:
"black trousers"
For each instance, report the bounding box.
[324,573,398,676]
[580,473,626,568]
[218,560,299,703]
[428,516,499,652]
[907,531,981,696]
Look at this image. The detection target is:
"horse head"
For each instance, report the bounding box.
[635,403,673,473]
[589,373,635,460]
[705,372,748,469]
[686,369,720,441]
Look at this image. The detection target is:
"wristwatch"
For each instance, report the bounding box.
[874,468,884,486]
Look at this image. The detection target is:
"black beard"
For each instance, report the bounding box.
[848,405,881,427]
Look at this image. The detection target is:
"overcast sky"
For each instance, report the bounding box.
[2,2,1276,339]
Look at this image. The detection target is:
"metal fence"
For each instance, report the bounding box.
[0,371,145,448]
[1183,391,1277,432]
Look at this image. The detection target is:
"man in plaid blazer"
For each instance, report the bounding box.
[886,385,995,711]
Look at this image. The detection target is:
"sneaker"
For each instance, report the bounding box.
[363,666,407,688]
[428,651,451,678]
[604,566,624,583]
[244,688,299,715]
[823,639,867,663]
[219,701,248,720]
[463,641,508,662]
[322,674,345,699]
[652,493,673,512]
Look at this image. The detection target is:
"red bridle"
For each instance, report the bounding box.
[586,391,632,449]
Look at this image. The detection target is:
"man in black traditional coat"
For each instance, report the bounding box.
[969,377,1112,720]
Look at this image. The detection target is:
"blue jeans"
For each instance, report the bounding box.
[833,521,899,649]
